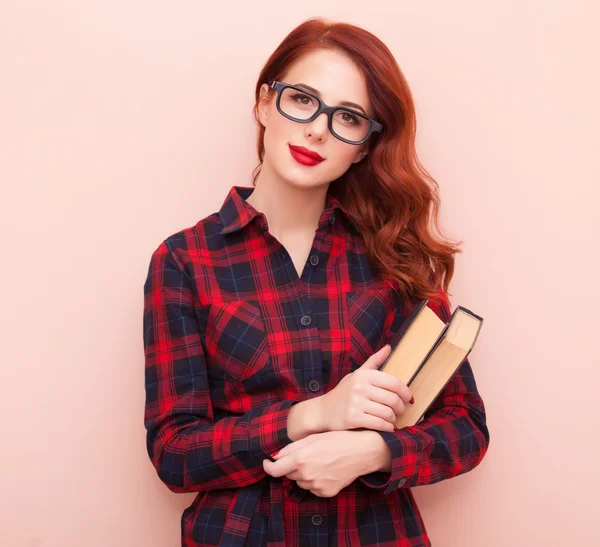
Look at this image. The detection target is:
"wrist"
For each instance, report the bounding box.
[287,397,327,441]
[359,430,392,474]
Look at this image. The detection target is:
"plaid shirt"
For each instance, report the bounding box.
[143,185,490,546]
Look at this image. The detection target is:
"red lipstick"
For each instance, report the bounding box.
[289,144,325,166]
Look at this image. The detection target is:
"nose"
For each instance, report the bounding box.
[305,111,329,140]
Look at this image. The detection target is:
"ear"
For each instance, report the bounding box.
[351,147,369,164]
[257,83,273,128]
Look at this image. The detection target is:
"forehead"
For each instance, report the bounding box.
[281,49,372,114]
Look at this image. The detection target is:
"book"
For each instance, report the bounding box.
[379,300,483,428]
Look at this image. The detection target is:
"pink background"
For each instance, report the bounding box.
[1,1,598,546]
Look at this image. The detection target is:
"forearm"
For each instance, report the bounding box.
[149,399,299,493]
[359,359,490,494]
[380,398,487,486]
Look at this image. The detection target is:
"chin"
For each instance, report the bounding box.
[278,174,314,190]
[293,178,331,193]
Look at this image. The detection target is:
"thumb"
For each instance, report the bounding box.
[360,344,392,370]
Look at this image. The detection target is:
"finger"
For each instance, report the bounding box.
[263,455,298,478]
[368,372,413,404]
[359,344,392,370]
[362,399,401,425]
[296,480,312,491]
[365,385,406,416]
[356,412,396,432]
[271,435,312,460]
[285,469,303,481]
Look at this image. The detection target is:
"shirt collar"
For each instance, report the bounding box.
[218,185,359,235]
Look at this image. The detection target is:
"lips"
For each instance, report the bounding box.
[288,145,324,162]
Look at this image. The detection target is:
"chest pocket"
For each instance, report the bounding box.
[203,299,271,383]
[345,288,392,370]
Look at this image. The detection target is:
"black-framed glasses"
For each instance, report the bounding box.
[269,80,383,145]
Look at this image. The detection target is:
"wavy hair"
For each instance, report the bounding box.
[251,17,463,306]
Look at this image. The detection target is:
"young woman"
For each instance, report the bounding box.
[143,17,490,547]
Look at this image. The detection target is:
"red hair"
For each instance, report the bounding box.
[251,17,462,307]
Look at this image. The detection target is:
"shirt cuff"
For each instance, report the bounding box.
[358,428,431,496]
[247,399,299,460]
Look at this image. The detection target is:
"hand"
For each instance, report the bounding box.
[315,344,413,433]
[263,430,380,497]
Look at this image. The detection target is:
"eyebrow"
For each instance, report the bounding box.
[293,82,367,115]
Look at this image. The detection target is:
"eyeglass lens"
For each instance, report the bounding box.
[279,87,370,143]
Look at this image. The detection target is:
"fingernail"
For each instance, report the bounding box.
[409,396,415,405]
[271,451,280,459]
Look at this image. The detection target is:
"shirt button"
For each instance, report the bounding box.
[328,214,336,224]
[309,254,319,266]
[308,380,320,392]
[311,514,323,526]
[397,477,407,488]
[300,314,312,326]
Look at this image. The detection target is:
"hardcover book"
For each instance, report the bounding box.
[379,300,483,428]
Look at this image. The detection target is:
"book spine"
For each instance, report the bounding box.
[410,345,476,425]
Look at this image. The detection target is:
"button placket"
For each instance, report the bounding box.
[293,299,322,399]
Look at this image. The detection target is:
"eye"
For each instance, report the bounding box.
[339,111,363,126]
[290,92,314,106]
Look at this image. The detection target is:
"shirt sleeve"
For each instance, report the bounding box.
[143,241,299,494]
[358,286,490,495]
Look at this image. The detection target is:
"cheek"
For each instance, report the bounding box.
[324,145,360,176]
[263,116,293,154]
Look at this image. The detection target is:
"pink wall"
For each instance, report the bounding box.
[2,1,598,546]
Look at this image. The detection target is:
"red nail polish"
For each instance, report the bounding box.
[409,396,415,405]
[271,450,280,459]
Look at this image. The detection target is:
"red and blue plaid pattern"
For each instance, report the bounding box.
[143,185,490,546]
